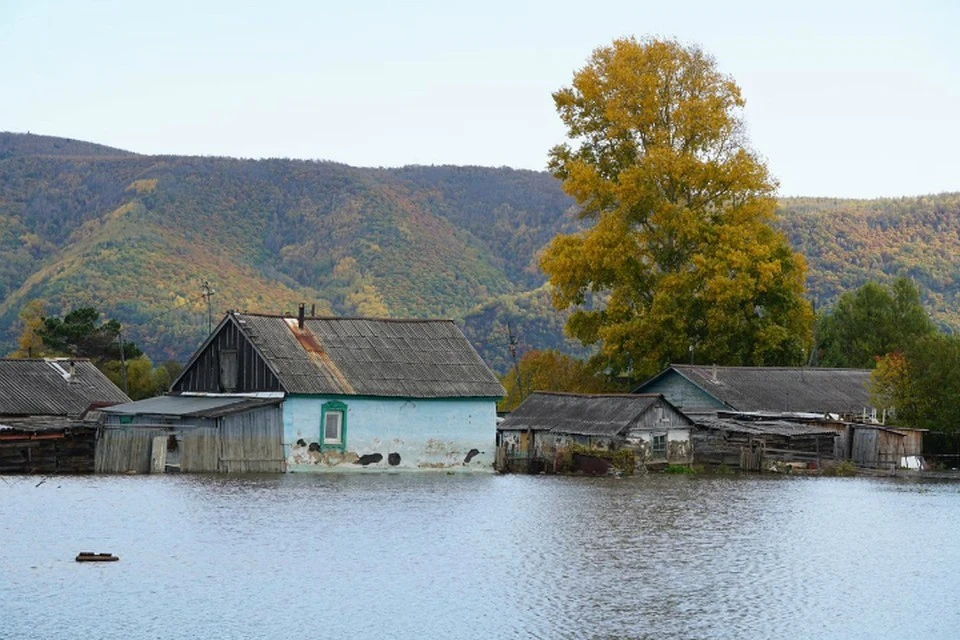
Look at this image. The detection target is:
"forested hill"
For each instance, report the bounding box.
[0,132,578,362]
[1,133,958,370]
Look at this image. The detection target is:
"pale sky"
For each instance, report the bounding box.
[1,0,957,198]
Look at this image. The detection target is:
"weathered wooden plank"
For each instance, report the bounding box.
[150,436,167,474]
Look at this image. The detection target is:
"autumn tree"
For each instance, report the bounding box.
[498,349,621,412]
[818,277,935,368]
[10,299,48,358]
[540,37,812,378]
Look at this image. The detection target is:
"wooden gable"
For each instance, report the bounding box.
[172,317,283,394]
[635,369,727,412]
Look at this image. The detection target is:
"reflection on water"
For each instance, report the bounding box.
[2,473,958,639]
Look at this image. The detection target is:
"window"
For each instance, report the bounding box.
[324,411,343,445]
[656,406,670,422]
[652,434,667,457]
[219,349,238,392]
[320,401,348,450]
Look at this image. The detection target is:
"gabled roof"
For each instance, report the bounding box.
[179,312,505,399]
[636,364,874,414]
[498,392,682,437]
[0,358,130,417]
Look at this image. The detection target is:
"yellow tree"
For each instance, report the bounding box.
[498,349,619,412]
[541,37,812,378]
[11,299,48,358]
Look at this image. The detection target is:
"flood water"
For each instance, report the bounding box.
[2,473,958,639]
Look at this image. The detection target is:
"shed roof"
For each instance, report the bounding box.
[638,364,873,414]
[693,414,840,438]
[197,313,504,399]
[0,359,130,417]
[498,392,672,437]
[102,395,280,418]
[0,415,97,434]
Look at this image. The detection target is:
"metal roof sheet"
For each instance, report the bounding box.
[693,415,840,438]
[498,392,666,437]
[0,359,130,417]
[643,364,874,414]
[102,395,279,418]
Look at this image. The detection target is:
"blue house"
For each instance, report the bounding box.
[101,309,505,473]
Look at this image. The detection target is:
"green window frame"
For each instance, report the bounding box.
[320,400,348,451]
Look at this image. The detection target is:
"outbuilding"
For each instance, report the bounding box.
[496,392,692,474]
[0,358,130,473]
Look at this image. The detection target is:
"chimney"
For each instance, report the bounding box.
[711,364,718,383]
[68,360,76,382]
[298,303,305,329]
[310,303,316,316]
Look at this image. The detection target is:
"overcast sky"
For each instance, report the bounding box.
[1,0,957,198]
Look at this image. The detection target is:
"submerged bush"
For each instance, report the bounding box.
[664,464,695,474]
[822,460,858,477]
[557,444,636,475]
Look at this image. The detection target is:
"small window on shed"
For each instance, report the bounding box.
[652,433,667,456]
[656,405,670,422]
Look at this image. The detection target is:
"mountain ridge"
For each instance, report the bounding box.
[1,133,958,372]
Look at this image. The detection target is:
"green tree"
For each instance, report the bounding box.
[103,355,173,400]
[873,334,960,432]
[540,37,812,379]
[818,277,934,368]
[498,349,620,412]
[38,307,142,367]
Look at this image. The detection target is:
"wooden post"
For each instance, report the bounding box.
[150,436,167,473]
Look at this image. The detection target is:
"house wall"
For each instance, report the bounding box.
[0,428,96,474]
[625,400,693,465]
[283,396,497,472]
[637,373,726,412]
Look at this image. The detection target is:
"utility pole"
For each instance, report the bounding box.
[118,329,129,395]
[201,280,216,335]
[507,322,524,402]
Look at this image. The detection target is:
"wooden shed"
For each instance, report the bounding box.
[97,396,284,473]
[692,412,839,471]
[850,424,926,470]
[0,358,130,474]
[496,392,692,474]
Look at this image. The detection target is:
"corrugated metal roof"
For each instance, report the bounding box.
[646,364,873,414]
[0,359,130,417]
[102,395,279,418]
[230,314,505,399]
[498,392,665,437]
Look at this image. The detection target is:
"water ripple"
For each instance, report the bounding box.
[2,473,959,639]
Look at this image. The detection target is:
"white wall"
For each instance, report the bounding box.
[283,395,497,472]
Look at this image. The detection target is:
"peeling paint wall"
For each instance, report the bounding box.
[283,396,497,472]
